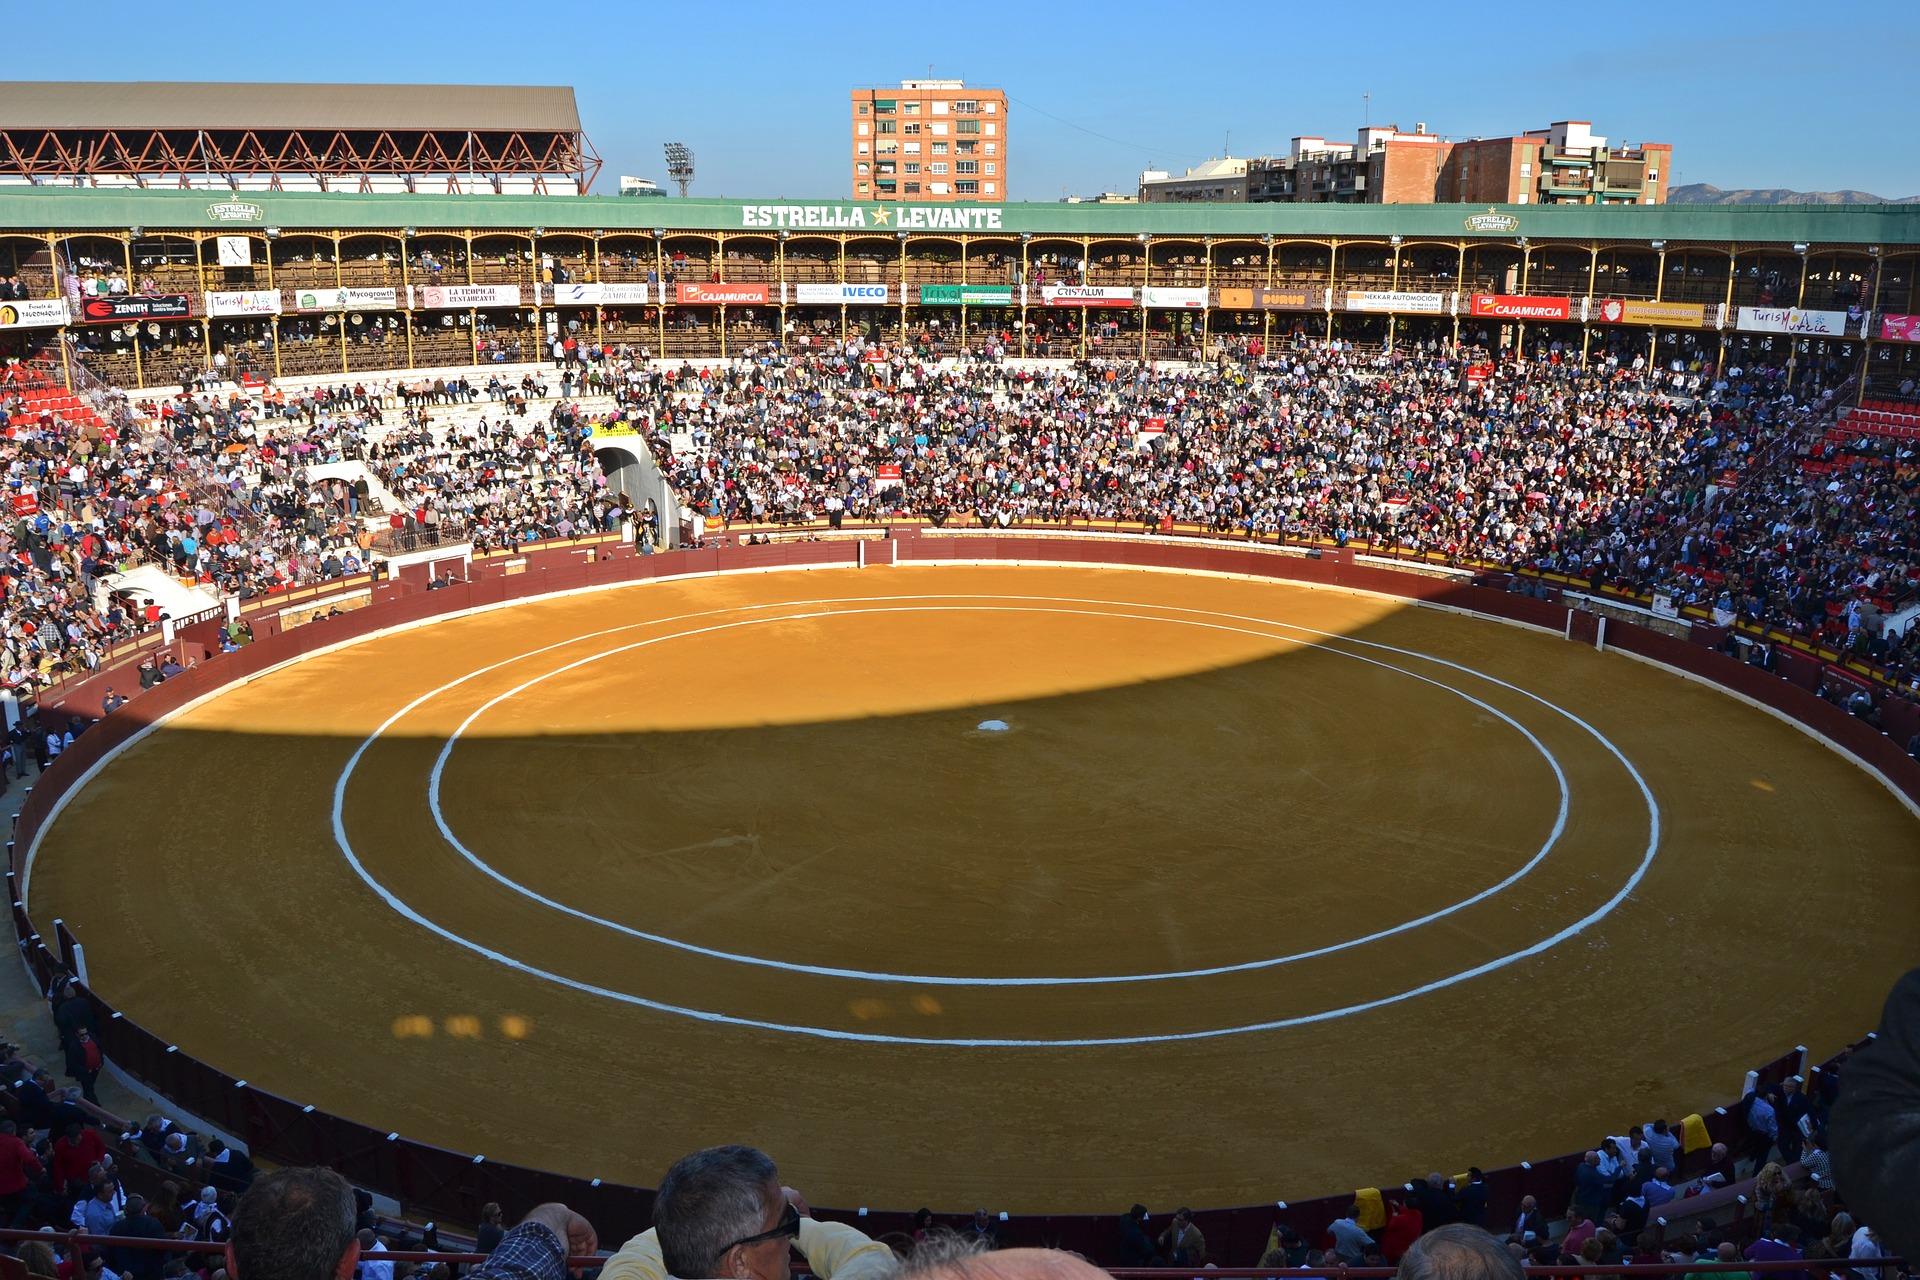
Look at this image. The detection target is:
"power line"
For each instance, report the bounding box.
[1004,93,1189,160]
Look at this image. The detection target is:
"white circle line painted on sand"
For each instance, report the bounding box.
[320,587,1661,1043]
[416,601,1578,986]
[322,591,1658,1051]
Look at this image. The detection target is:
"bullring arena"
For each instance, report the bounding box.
[23,535,1920,1223]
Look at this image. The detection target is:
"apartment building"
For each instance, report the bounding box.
[1140,120,1669,206]
[850,80,1007,202]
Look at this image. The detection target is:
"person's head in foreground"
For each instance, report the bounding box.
[902,1232,1106,1280]
[1396,1224,1527,1280]
[227,1167,360,1280]
[653,1146,801,1280]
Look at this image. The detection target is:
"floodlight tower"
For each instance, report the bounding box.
[663,143,695,197]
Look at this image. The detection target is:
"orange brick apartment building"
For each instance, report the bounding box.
[850,80,1006,203]
[1143,120,1670,206]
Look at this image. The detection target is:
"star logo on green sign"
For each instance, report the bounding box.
[871,205,892,226]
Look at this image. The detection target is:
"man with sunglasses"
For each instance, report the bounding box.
[602,1146,895,1280]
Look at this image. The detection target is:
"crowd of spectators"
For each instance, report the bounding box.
[2,327,1913,719]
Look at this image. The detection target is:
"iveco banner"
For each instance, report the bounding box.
[792,283,890,304]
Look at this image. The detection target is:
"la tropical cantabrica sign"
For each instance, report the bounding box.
[741,203,1004,231]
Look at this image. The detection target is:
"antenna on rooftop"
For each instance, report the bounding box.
[663,142,695,198]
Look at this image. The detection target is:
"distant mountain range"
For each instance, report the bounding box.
[1667,182,1920,205]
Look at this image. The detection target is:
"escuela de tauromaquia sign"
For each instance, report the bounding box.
[740,203,1005,231]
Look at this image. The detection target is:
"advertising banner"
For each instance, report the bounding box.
[676,282,769,305]
[79,295,192,323]
[1593,298,1710,328]
[1881,314,1920,343]
[205,289,283,317]
[1216,287,1322,311]
[416,284,522,309]
[1141,287,1207,310]
[1041,285,1135,307]
[1737,306,1850,337]
[0,300,71,330]
[293,287,400,312]
[550,283,651,306]
[793,283,890,305]
[1344,290,1446,314]
[919,284,1016,306]
[1469,293,1572,321]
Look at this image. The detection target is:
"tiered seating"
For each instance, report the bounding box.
[1843,398,1920,439]
[1,370,108,432]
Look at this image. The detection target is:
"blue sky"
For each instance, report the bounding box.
[24,0,1920,200]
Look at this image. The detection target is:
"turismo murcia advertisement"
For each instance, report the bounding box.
[1736,306,1852,337]
[204,289,283,317]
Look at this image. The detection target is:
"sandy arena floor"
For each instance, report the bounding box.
[29,565,1920,1213]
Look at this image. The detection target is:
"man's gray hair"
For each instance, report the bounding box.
[901,1231,990,1278]
[653,1146,781,1278]
[230,1167,357,1280]
[1396,1224,1526,1280]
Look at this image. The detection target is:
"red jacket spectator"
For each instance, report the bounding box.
[1381,1203,1423,1263]
[50,1123,106,1193]
[0,1127,43,1196]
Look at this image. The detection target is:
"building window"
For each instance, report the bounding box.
[931,100,949,115]
[905,182,921,194]
[956,161,978,175]
[858,181,870,193]
[985,162,996,175]
[858,104,869,115]
[984,182,996,195]
[984,122,996,136]
[904,142,921,155]
[904,122,920,135]
[878,142,898,155]
[930,162,948,175]
[955,100,979,113]
[984,142,996,154]
[956,141,976,154]
[903,101,919,114]
[931,142,947,155]
[878,162,895,175]
[931,122,948,136]
[905,162,920,174]
[984,101,997,113]
[878,120,896,135]
[930,182,949,194]
[956,180,979,194]
[1519,162,1531,176]
[856,143,869,155]
[957,120,981,135]
[857,163,870,175]
[874,99,895,114]
[877,180,897,192]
